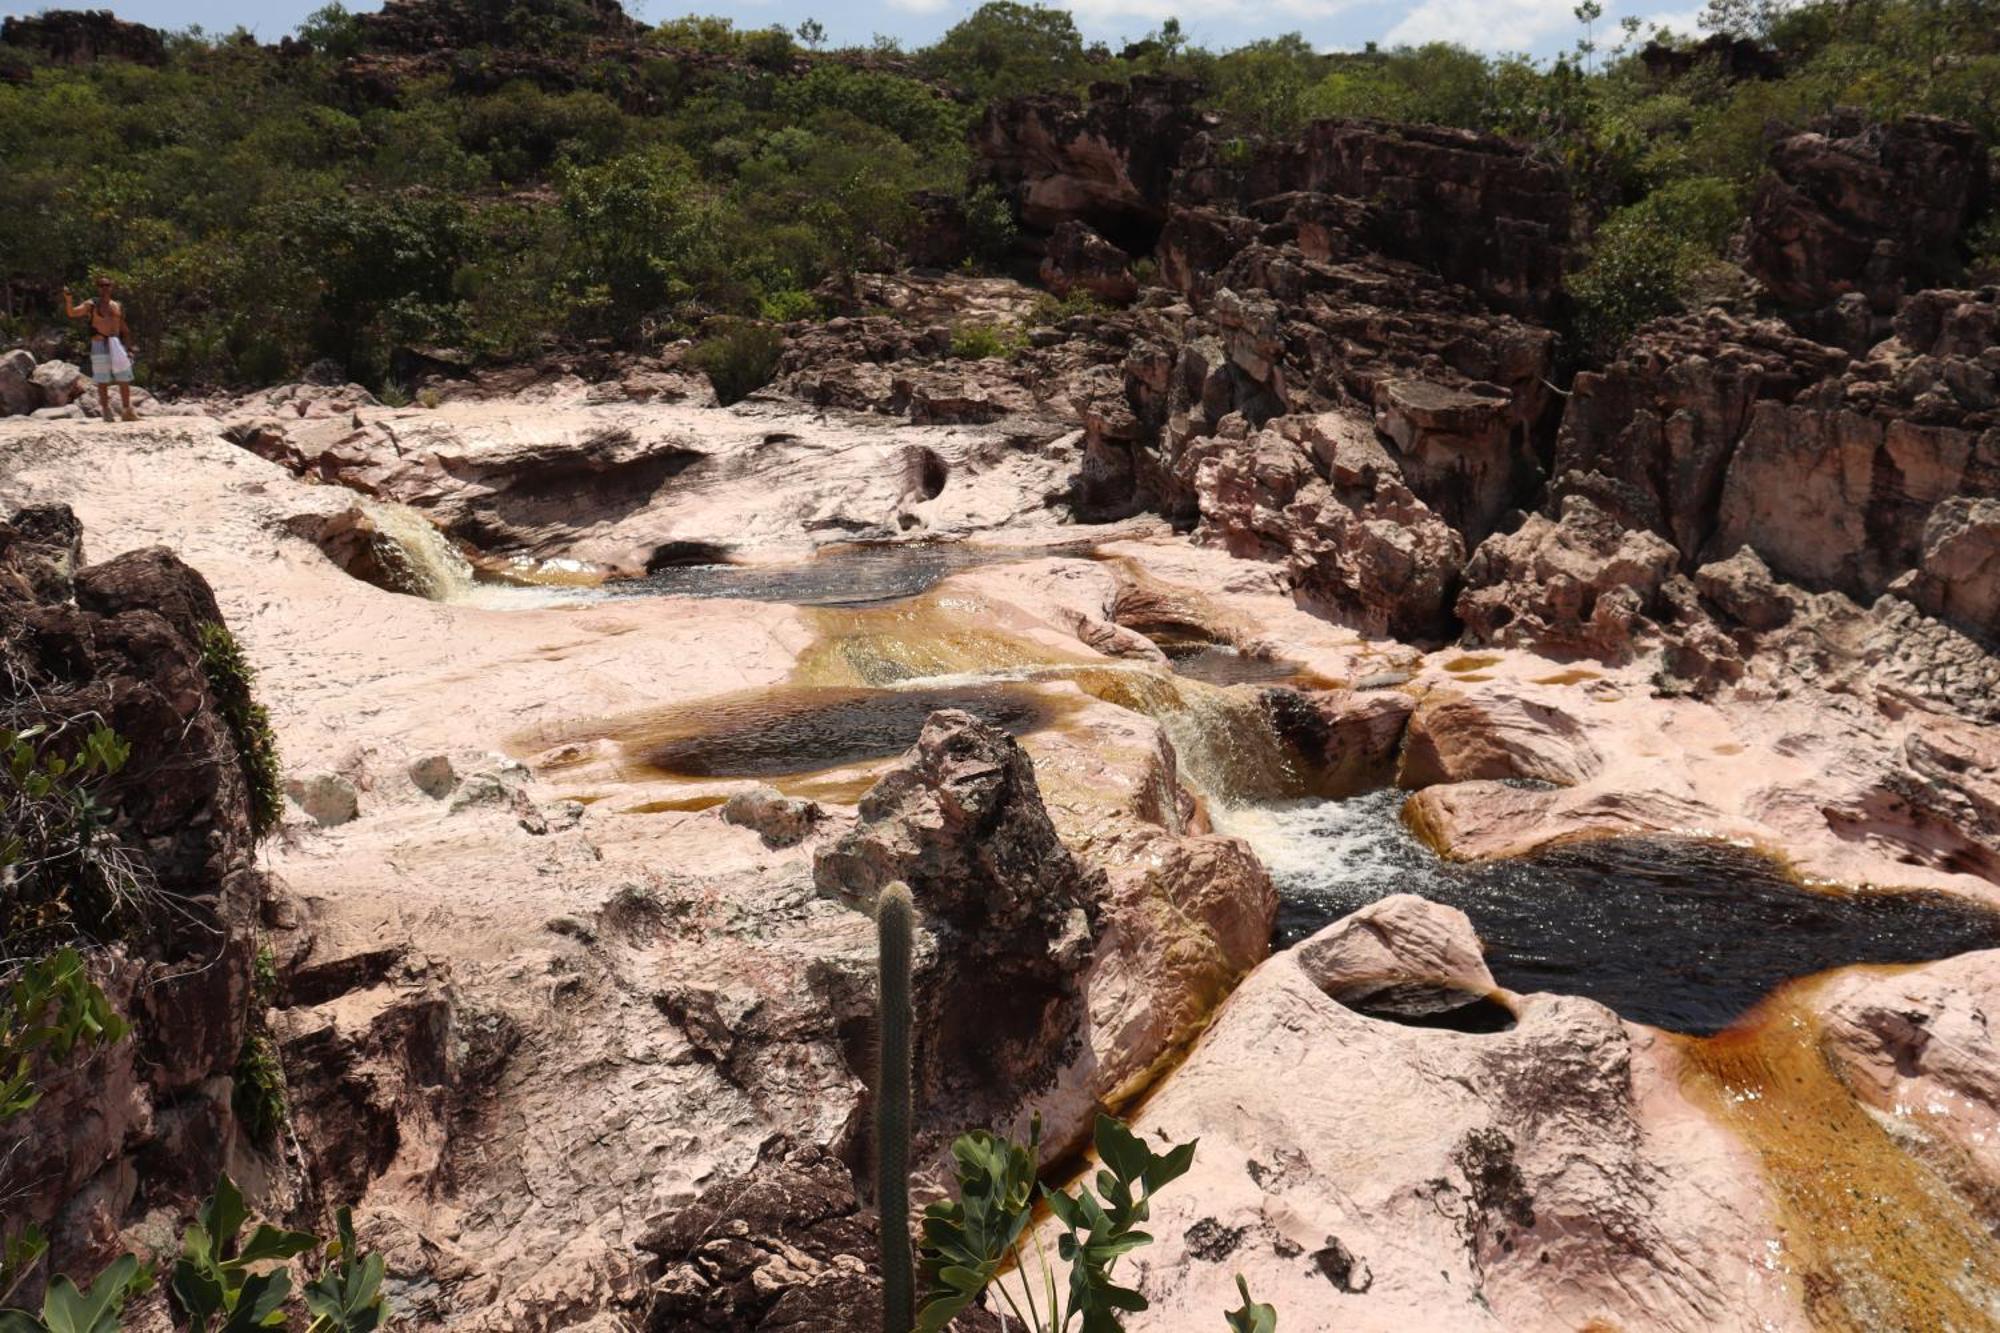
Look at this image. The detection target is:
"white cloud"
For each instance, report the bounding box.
[1383,0,1580,52]
[1639,5,1709,37]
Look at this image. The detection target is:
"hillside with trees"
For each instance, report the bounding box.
[0,0,1995,387]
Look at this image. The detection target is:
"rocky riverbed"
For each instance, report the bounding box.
[5,77,2000,1333]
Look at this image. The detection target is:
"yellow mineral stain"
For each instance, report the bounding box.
[1532,667,1602,686]
[1441,653,1502,673]
[793,591,1088,688]
[1681,974,2000,1332]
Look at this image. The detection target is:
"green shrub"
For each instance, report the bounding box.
[962,183,1020,268]
[949,321,1026,360]
[922,2,1090,100]
[740,26,798,71]
[688,321,785,404]
[1568,214,1698,361]
[1027,290,1102,327]
[757,288,823,323]
[1969,212,2000,285]
[197,623,284,840]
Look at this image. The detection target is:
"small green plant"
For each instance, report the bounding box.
[0,1253,149,1333]
[376,379,412,409]
[948,322,1026,361]
[416,387,443,410]
[253,947,279,1004]
[875,884,916,1333]
[1,950,131,1311]
[232,1033,287,1148]
[197,624,284,840]
[1,724,145,945]
[0,1229,51,1308]
[1,948,130,1122]
[915,1113,1234,1333]
[687,321,785,405]
[1224,1276,1277,1333]
[169,1174,320,1331]
[301,1208,386,1333]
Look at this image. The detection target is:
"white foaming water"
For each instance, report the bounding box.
[1213,790,1454,922]
[359,500,477,602]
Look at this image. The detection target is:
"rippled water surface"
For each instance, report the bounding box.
[608,541,1096,607]
[1222,790,2000,1035]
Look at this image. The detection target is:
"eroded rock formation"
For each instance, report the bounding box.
[0,507,262,1289]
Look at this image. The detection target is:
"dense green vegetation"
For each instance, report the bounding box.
[0,0,1994,386]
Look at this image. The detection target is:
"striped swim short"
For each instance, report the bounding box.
[91,337,133,385]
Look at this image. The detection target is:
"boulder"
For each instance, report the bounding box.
[1048,933,1793,1330]
[0,503,86,601]
[1374,378,1524,546]
[0,347,37,415]
[1892,497,2000,642]
[31,358,87,408]
[814,710,1102,1137]
[408,753,458,798]
[1396,687,1602,789]
[1186,416,1466,641]
[1819,951,2000,1213]
[1295,893,1503,1026]
[1457,494,1680,661]
[287,771,360,827]
[720,785,822,848]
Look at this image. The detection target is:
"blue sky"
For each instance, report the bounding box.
[1,0,1709,59]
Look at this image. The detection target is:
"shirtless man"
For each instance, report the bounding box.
[62,276,139,422]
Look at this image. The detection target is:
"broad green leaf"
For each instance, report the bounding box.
[1145,1139,1198,1194]
[170,1254,226,1322]
[1094,1116,1149,1186]
[217,1268,290,1331]
[0,1311,48,1333]
[234,1224,318,1265]
[200,1175,251,1257]
[40,1254,141,1333]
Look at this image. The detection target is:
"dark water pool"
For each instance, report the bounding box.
[629,683,1061,778]
[602,541,1097,608]
[1224,791,2000,1036]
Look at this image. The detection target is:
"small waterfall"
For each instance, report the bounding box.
[358,500,476,602]
[1064,667,1306,806]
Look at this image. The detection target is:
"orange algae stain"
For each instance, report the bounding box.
[1532,667,1602,686]
[1680,974,2000,1332]
[1441,653,1502,673]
